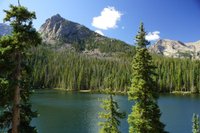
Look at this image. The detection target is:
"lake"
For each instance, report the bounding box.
[31,90,200,133]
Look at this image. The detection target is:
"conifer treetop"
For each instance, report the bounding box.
[135,22,150,48]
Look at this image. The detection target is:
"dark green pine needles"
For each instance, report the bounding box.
[192,113,200,133]
[98,76,126,133]
[128,23,167,133]
[0,4,41,133]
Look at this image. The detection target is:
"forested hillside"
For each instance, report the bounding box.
[29,46,132,91]
[29,46,200,93]
[2,14,200,94]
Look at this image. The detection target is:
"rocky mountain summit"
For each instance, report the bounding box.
[0,23,12,37]
[39,14,94,45]
[39,14,133,56]
[149,39,200,59]
[1,14,200,59]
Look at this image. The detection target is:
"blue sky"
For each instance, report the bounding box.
[0,0,200,44]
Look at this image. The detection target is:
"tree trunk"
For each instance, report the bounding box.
[12,52,21,133]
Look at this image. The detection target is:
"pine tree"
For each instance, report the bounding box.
[98,76,126,133]
[0,2,41,133]
[128,22,167,133]
[192,113,200,133]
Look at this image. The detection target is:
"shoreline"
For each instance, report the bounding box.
[51,88,199,95]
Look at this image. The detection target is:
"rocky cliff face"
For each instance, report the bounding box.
[39,14,95,45]
[186,40,200,51]
[149,39,200,59]
[38,14,133,56]
[0,23,12,36]
[1,17,200,59]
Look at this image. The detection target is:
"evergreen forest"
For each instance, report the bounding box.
[1,1,200,133]
[29,45,200,94]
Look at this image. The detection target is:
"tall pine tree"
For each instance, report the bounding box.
[128,22,167,133]
[0,2,41,133]
[98,76,125,133]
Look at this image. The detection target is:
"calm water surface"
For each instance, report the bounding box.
[31,90,200,133]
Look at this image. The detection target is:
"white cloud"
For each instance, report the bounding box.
[95,30,104,36]
[145,31,160,41]
[92,6,122,30]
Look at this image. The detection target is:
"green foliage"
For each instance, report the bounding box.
[177,51,193,59]
[192,113,200,133]
[98,87,125,133]
[0,4,41,133]
[28,44,200,94]
[29,46,131,91]
[72,40,85,52]
[135,22,149,48]
[84,36,136,58]
[128,23,167,133]
[153,55,200,93]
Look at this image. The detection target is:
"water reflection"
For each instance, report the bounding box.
[31,91,200,133]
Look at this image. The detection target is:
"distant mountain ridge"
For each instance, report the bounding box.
[149,39,200,59]
[1,14,200,59]
[0,23,12,37]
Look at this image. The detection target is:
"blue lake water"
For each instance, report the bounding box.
[31,90,200,133]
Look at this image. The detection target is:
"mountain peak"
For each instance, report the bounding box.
[157,39,184,43]
[49,14,64,22]
[149,39,200,59]
[39,14,94,45]
[38,14,132,56]
[52,14,62,18]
